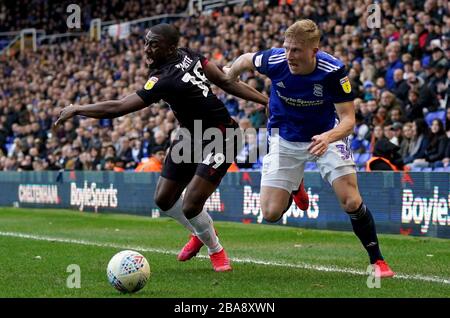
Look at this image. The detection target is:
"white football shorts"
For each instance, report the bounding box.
[261,133,356,192]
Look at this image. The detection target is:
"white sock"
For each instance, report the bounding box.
[188,209,222,255]
[163,197,195,233]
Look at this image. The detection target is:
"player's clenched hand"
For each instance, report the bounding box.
[308,133,330,157]
[53,104,79,128]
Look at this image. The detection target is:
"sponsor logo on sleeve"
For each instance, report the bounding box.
[339,76,352,93]
[144,76,159,90]
[254,54,263,67]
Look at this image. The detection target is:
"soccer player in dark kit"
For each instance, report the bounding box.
[55,23,287,272]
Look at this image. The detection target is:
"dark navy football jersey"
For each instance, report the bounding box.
[253,48,354,142]
[136,48,231,131]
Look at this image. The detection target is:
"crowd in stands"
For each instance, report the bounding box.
[0,0,449,172]
[0,0,189,33]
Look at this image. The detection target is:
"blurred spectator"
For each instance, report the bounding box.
[390,122,404,146]
[134,145,166,172]
[404,118,430,165]
[388,106,407,124]
[103,157,124,172]
[366,139,404,171]
[403,89,424,121]
[150,130,169,153]
[369,124,384,153]
[385,48,404,90]
[441,140,450,168]
[407,73,439,112]
[399,122,414,159]
[351,112,370,154]
[423,119,448,166]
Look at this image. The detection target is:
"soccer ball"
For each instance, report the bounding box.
[107,250,150,293]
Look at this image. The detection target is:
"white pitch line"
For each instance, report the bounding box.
[1,231,449,285]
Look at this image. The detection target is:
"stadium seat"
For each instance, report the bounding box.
[425,110,446,127]
[5,143,13,155]
[356,153,371,166]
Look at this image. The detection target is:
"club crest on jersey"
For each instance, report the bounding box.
[339,76,352,93]
[313,84,323,97]
[144,77,158,90]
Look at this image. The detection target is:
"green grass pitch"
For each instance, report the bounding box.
[0,208,449,298]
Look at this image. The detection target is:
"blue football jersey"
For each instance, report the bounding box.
[253,48,354,142]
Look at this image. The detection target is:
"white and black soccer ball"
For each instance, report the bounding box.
[107,250,150,293]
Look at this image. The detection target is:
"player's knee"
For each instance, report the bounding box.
[261,207,283,223]
[341,196,362,213]
[260,200,285,222]
[182,201,202,219]
[154,193,176,211]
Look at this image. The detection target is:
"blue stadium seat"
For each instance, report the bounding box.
[425,110,446,127]
[5,143,13,155]
[421,167,433,172]
[356,153,371,166]
[433,167,445,172]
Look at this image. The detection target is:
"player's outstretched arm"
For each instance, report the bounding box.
[53,93,147,127]
[225,53,256,81]
[203,60,268,105]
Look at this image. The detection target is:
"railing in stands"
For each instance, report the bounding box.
[188,0,248,14]
[0,13,189,54]
[0,0,248,55]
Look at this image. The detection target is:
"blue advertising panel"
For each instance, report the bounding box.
[0,171,449,239]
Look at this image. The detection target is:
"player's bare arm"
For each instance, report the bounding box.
[308,101,355,157]
[54,93,147,127]
[224,53,256,81]
[203,60,268,105]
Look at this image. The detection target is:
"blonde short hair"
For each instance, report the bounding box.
[285,19,321,46]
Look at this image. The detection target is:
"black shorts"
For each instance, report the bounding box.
[161,120,242,185]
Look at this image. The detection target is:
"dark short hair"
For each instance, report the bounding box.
[105,157,116,163]
[150,23,180,47]
[152,145,166,154]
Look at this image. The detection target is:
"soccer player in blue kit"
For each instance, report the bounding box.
[225,19,394,277]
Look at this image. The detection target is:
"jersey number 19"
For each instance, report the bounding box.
[181,61,209,97]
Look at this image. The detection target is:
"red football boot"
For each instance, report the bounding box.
[209,248,232,272]
[292,179,309,211]
[177,234,204,261]
[373,260,395,278]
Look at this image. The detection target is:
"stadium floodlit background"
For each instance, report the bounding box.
[0,0,449,299]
